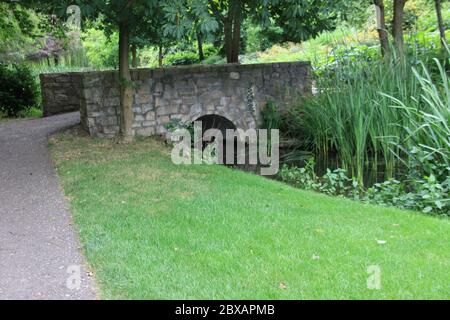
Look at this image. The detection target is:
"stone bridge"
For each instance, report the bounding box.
[40,62,311,138]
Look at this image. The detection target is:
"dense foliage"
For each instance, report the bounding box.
[0,63,38,117]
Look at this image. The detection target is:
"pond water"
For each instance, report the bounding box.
[229,145,406,188]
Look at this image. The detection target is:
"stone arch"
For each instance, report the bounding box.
[188,110,256,132]
[193,114,237,134]
[189,110,235,128]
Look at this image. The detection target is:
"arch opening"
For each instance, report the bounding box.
[192,114,237,164]
[193,114,237,135]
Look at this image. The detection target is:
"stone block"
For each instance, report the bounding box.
[137,85,150,95]
[158,116,170,124]
[108,87,120,97]
[205,103,215,112]
[190,103,202,115]
[153,82,163,96]
[180,105,190,113]
[105,107,116,115]
[169,105,180,114]
[103,116,118,126]
[229,72,240,80]
[136,127,155,137]
[156,125,167,134]
[133,106,142,114]
[105,97,120,107]
[103,126,120,134]
[135,115,145,122]
[141,104,154,113]
[220,96,231,107]
[182,96,197,105]
[138,69,152,81]
[137,94,151,104]
[145,111,156,121]
[143,121,156,127]
[156,107,170,116]
[88,111,104,118]
[155,97,169,108]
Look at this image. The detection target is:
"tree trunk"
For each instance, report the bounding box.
[434,0,447,48]
[224,1,242,63]
[392,0,407,56]
[158,44,163,67]
[230,5,242,64]
[119,21,134,143]
[374,0,390,58]
[131,44,138,68]
[197,31,205,61]
[224,17,233,63]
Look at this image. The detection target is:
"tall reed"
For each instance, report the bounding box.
[384,47,450,180]
[292,55,423,185]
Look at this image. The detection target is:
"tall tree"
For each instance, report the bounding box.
[392,0,408,55]
[434,0,447,49]
[196,30,205,61]
[205,0,339,63]
[207,0,244,63]
[374,0,391,57]
[131,43,138,68]
[117,1,134,142]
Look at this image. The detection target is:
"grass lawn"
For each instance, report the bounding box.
[50,129,450,300]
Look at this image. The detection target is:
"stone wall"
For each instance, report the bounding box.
[40,62,311,137]
[40,73,83,117]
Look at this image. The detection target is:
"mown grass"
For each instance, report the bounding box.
[50,130,450,300]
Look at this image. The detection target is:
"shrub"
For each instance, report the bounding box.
[363,174,450,214]
[279,161,360,197]
[17,106,43,118]
[279,155,450,214]
[279,162,449,215]
[261,101,282,130]
[203,55,225,65]
[245,23,284,53]
[202,44,219,60]
[279,160,319,191]
[165,51,199,66]
[0,63,38,117]
[82,28,119,69]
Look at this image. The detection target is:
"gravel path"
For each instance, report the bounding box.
[0,112,96,300]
